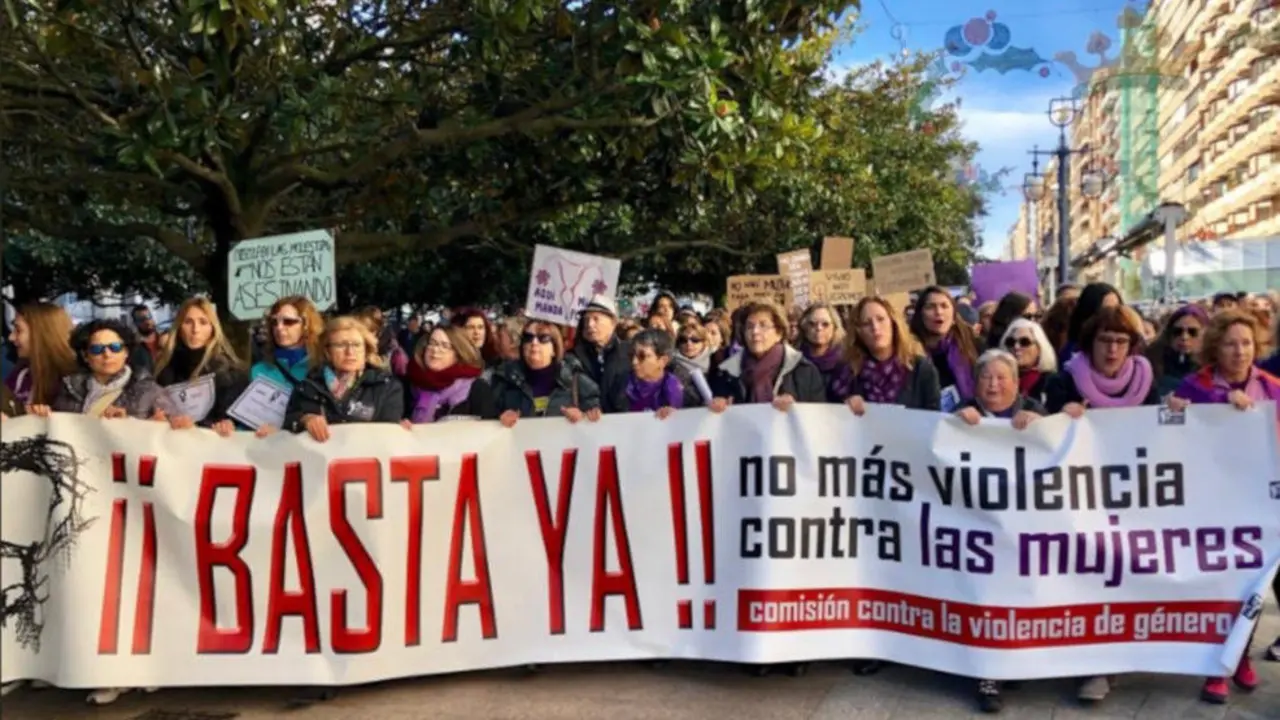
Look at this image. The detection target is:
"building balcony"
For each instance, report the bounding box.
[1200,63,1279,152]
[1202,108,1280,185]
[1197,165,1279,226]
[1199,36,1259,108]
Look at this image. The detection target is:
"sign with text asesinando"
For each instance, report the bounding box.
[227,230,336,321]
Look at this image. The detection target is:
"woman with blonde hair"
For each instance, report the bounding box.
[153,297,248,436]
[4,302,77,413]
[280,316,404,443]
[250,295,324,389]
[797,301,847,400]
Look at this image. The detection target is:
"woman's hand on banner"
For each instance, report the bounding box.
[499,410,520,428]
[103,407,127,420]
[1063,402,1087,419]
[956,407,981,426]
[656,407,676,420]
[708,397,731,414]
[846,395,866,417]
[26,404,51,418]
[211,420,235,437]
[1011,411,1039,431]
[302,413,330,442]
[400,419,414,430]
[562,407,584,423]
[771,394,795,413]
[585,408,602,422]
[168,415,195,430]
[255,424,278,438]
[1227,389,1253,411]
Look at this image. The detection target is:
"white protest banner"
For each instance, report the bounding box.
[226,378,292,430]
[228,230,336,321]
[2,404,1277,688]
[525,245,622,326]
[164,374,216,422]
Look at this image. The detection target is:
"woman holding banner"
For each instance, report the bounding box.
[1168,309,1280,704]
[280,316,405,442]
[249,296,325,436]
[797,302,847,401]
[612,329,703,417]
[491,320,602,426]
[153,297,249,436]
[908,286,981,412]
[401,325,497,424]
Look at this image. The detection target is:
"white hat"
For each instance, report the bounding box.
[583,294,618,319]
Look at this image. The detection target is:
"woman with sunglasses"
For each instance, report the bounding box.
[797,302,846,401]
[250,295,324,390]
[279,316,404,442]
[613,329,701,418]
[997,318,1056,406]
[672,322,713,378]
[29,319,169,422]
[983,292,1037,351]
[1145,304,1208,397]
[491,321,602,426]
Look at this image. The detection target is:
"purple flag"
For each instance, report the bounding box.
[970,260,1039,306]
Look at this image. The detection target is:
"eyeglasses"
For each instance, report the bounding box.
[1023,312,1043,321]
[522,332,554,345]
[806,321,832,329]
[1095,335,1131,348]
[1172,326,1199,338]
[677,336,703,345]
[328,341,364,352]
[744,322,775,334]
[87,342,125,356]
[1004,337,1035,349]
[425,340,453,352]
[632,351,656,362]
[270,316,303,327]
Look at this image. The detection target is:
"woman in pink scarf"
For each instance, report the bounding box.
[1168,310,1280,705]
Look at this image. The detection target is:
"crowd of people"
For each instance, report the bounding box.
[2,283,1279,713]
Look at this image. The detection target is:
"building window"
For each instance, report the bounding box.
[1253,56,1277,81]
[1255,4,1278,25]
[1256,200,1275,223]
[1228,78,1251,100]
[1187,161,1202,183]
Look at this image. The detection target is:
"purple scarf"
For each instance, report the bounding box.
[1065,352,1153,408]
[741,343,785,403]
[858,357,909,404]
[4,364,32,405]
[1216,368,1280,406]
[936,335,974,400]
[411,378,476,423]
[626,372,685,412]
[804,345,843,375]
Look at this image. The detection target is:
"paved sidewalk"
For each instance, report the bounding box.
[5,610,1279,720]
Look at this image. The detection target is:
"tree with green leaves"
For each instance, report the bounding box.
[2,0,855,317]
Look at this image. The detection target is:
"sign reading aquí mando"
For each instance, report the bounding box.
[227,230,336,320]
[0,404,1275,688]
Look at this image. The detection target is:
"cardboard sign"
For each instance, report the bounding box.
[228,230,336,320]
[726,275,792,311]
[881,292,913,321]
[775,250,813,308]
[871,249,936,294]
[820,236,855,270]
[809,268,867,306]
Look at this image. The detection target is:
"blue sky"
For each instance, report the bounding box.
[830,0,1141,258]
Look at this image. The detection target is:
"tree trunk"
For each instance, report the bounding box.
[207,212,257,363]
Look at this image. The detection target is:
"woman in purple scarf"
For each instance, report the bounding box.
[908,286,981,412]
[616,329,699,418]
[1044,305,1160,421]
[831,296,941,418]
[797,302,846,401]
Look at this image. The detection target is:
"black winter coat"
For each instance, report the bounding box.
[284,366,404,432]
[707,345,826,404]
[155,354,249,427]
[569,337,631,414]
[491,360,602,418]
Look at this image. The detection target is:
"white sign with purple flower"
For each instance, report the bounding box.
[524,245,621,327]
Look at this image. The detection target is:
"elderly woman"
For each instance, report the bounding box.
[402,325,496,424]
[707,300,825,413]
[673,321,713,378]
[797,302,846,400]
[1146,304,1209,397]
[1168,311,1280,702]
[612,329,701,418]
[909,286,982,411]
[834,296,941,416]
[28,319,169,421]
[998,318,1057,406]
[491,321,602,426]
[153,297,249,436]
[1044,305,1159,418]
[281,316,405,443]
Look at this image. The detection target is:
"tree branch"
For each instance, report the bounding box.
[5,204,206,272]
[157,151,245,232]
[616,240,756,261]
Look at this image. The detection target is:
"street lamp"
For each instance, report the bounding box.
[1028,96,1100,289]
